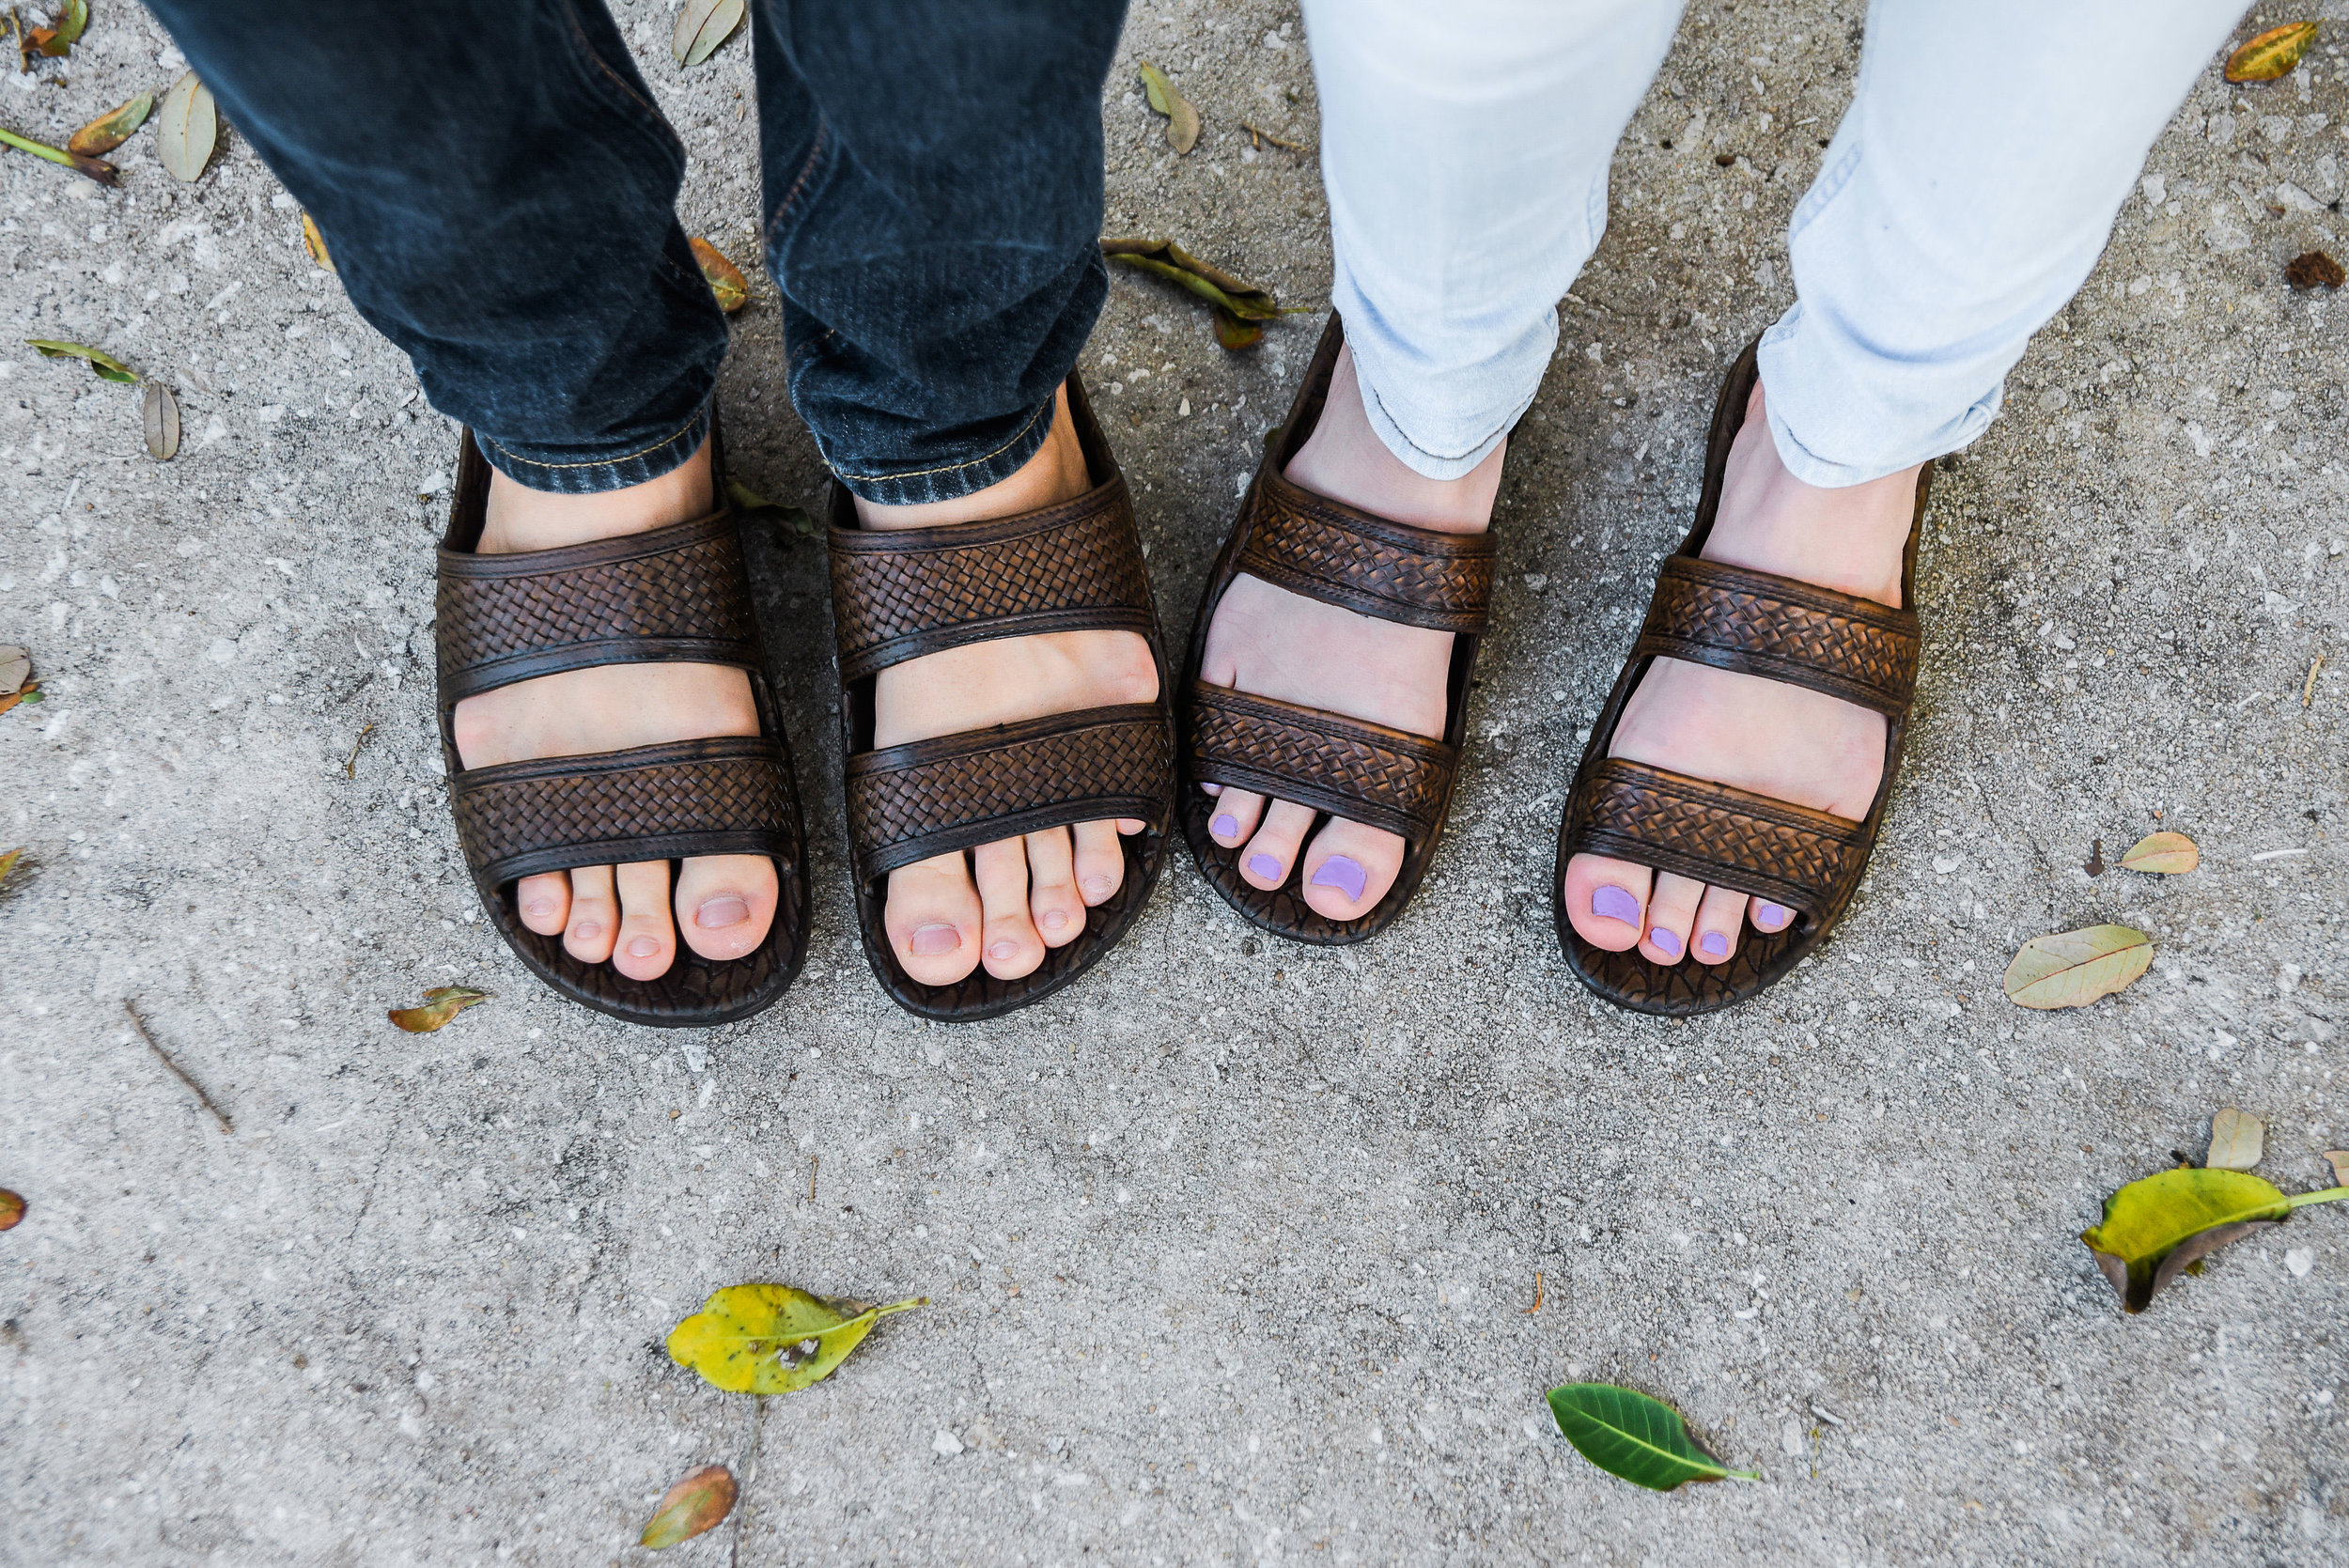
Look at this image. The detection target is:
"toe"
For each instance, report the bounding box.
[1239,800,1315,890]
[1750,896,1797,935]
[611,860,677,981]
[1299,816,1405,922]
[972,836,1046,979]
[1025,827,1087,948]
[1206,786,1266,848]
[564,864,618,964]
[516,872,569,936]
[885,851,983,986]
[1561,853,1652,952]
[1641,871,1704,966]
[1072,818,1128,907]
[674,853,778,963]
[1691,884,1748,967]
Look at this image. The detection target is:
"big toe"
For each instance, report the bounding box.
[1298,817,1405,923]
[1561,853,1653,953]
[674,853,779,962]
[885,851,984,987]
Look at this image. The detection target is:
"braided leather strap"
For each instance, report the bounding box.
[846,706,1170,879]
[1632,556,1918,715]
[828,487,1155,681]
[1570,757,1864,914]
[1235,474,1494,633]
[450,737,799,888]
[436,511,762,701]
[1185,682,1453,843]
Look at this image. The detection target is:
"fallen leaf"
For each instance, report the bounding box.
[0,1188,22,1231]
[2001,924,2153,1010]
[144,380,180,461]
[68,93,153,157]
[2080,1165,2345,1312]
[672,0,745,68]
[2286,249,2344,290]
[156,71,219,183]
[0,847,20,886]
[1213,308,1263,350]
[386,985,491,1032]
[0,120,117,184]
[26,0,85,57]
[0,646,25,695]
[301,212,334,272]
[691,237,748,314]
[2326,1151,2349,1187]
[666,1283,926,1395]
[2225,21,2319,83]
[27,338,135,382]
[726,480,817,539]
[0,680,39,719]
[1546,1384,1759,1491]
[1138,62,1200,154]
[2117,831,2198,875]
[639,1463,735,1550]
[2205,1107,2264,1172]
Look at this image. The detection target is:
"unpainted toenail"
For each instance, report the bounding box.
[696,895,750,929]
[1081,875,1114,900]
[1211,812,1239,839]
[1042,908,1069,931]
[627,937,661,958]
[1591,885,1641,926]
[1247,852,1283,881]
[1699,931,1730,958]
[1648,926,1684,959]
[988,940,1021,963]
[573,921,600,940]
[910,923,960,956]
[523,899,556,920]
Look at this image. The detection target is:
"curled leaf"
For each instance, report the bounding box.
[144,380,180,461]
[2117,831,2198,875]
[666,1283,926,1395]
[1547,1384,1758,1491]
[0,646,25,695]
[2205,1107,2264,1172]
[2286,249,2344,291]
[691,237,748,314]
[2001,924,2151,1010]
[27,338,136,382]
[387,985,491,1033]
[156,71,219,183]
[1138,62,1200,154]
[2081,1166,2345,1312]
[69,94,153,157]
[301,212,334,272]
[1213,307,1263,350]
[672,0,745,68]
[639,1463,735,1550]
[26,0,85,57]
[0,1187,22,1231]
[2225,22,2318,83]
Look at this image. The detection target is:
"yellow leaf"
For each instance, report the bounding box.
[386,985,491,1032]
[156,71,218,183]
[665,1283,925,1395]
[2001,924,2152,1009]
[2080,1166,2301,1312]
[639,1463,735,1549]
[301,212,334,272]
[1138,62,1200,154]
[0,1188,22,1232]
[691,237,748,314]
[2205,1107,2264,1172]
[2225,22,2319,83]
[2116,831,2197,875]
[0,846,21,886]
[68,94,153,158]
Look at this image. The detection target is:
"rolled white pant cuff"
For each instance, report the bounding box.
[1340,296,1549,482]
[1756,309,2004,489]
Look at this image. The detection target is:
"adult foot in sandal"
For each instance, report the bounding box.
[1196,342,1503,922]
[450,440,781,981]
[1560,380,1919,969]
[861,383,1158,987]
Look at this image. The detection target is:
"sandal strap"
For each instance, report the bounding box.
[1633,556,1919,715]
[450,737,798,888]
[1569,757,1865,913]
[436,507,762,702]
[1185,682,1453,842]
[845,705,1169,880]
[827,484,1155,682]
[1236,472,1494,633]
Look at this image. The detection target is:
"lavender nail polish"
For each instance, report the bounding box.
[1648,926,1684,959]
[1754,900,1792,930]
[1247,852,1283,881]
[1699,931,1729,958]
[1211,812,1239,839]
[1591,885,1641,927]
[1311,855,1367,902]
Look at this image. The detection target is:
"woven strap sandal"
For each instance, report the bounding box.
[825,376,1174,1020]
[1179,315,1496,944]
[436,424,809,1027]
[1553,337,1928,1015]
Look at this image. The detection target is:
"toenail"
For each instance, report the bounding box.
[910,923,960,956]
[1211,812,1239,839]
[988,940,1020,963]
[1310,855,1368,903]
[523,897,556,920]
[1247,852,1283,881]
[1699,931,1729,958]
[1591,885,1641,927]
[1041,908,1069,931]
[1648,926,1684,959]
[572,921,600,940]
[1755,900,1792,929]
[627,937,661,958]
[1081,875,1114,901]
[696,895,750,929]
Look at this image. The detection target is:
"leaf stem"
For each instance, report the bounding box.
[2284,1186,2349,1210]
[871,1296,929,1319]
[0,122,117,184]
[1725,1467,1763,1482]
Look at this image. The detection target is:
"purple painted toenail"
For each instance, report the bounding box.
[1211,813,1239,839]
[910,923,960,956]
[1700,931,1729,958]
[1754,900,1792,929]
[696,895,750,929]
[1591,885,1641,927]
[627,937,661,958]
[1648,926,1684,959]
[1311,856,1368,903]
[1247,852,1283,881]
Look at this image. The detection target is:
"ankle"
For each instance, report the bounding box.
[1283,345,1501,536]
[481,439,715,555]
[856,384,1089,533]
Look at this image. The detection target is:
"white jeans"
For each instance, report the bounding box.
[1299,0,2248,486]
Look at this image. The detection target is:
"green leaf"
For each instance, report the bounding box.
[2001,924,2152,1010]
[672,0,745,68]
[1546,1384,1759,1491]
[1213,306,1263,350]
[639,1463,735,1549]
[386,985,491,1033]
[69,94,153,158]
[666,1283,925,1395]
[27,338,135,382]
[1137,62,1199,153]
[156,71,218,183]
[2080,1166,2348,1312]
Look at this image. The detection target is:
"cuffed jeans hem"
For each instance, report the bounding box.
[1756,310,2002,489]
[823,391,1059,506]
[1339,300,1550,483]
[476,400,715,495]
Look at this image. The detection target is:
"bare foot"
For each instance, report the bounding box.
[1198,342,1502,921]
[1559,380,1919,968]
[450,440,780,980]
[861,384,1157,986]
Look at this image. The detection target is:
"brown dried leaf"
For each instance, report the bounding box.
[69,94,153,158]
[2118,831,2198,875]
[2002,924,2153,1010]
[387,985,491,1033]
[2225,22,2319,83]
[639,1463,736,1550]
[691,237,748,314]
[2325,1151,2349,1187]
[156,71,218,183]
[1138,62,1200,154]
[302,212,334,272]
[0,645,26,696]
[0,1188,23,1231]
[144,380,180,461]
[2286,249,2344,290]
[2206,1107,2265,1172]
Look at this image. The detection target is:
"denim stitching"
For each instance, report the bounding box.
[764,119,830,247]
[831,393,1051,484]
[484,402,708,472]
[560,0,687,164]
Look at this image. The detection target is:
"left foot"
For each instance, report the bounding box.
[1559,381,1919,968]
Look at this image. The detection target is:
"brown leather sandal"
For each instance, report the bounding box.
[437,423,809,1027]
[1179,316,1496,944]
[824,377,1174,1020]
[1553,337,1928,1015]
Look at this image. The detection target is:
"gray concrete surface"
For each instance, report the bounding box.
[5,2,2347,1562]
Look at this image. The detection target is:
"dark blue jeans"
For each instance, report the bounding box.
[144,0,1127,503]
